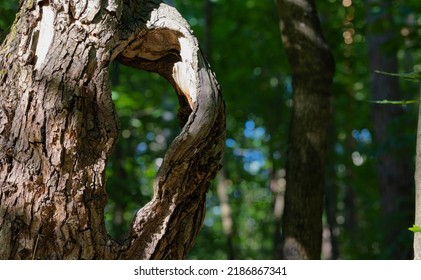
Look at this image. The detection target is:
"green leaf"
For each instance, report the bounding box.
[375,70,421,82]
[370,99,417,105]
[409,225,421,233]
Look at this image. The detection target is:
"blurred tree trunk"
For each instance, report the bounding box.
[271,167,286,259]
[216,171,235,259]
[0,0,225,259]
[366,0,414,259]
[203,0,213,59]
[202,0,235,259]
[323,124,340,259]
[275,0,334,259]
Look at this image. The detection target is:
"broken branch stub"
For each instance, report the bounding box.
[116,3,225,259]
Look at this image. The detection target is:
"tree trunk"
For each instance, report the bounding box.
[414,84,421,259]
[216,170,235,259]
[271,168,286,259]
[275,0,334,259]
[366,0,414,259]
[0,0,225,260]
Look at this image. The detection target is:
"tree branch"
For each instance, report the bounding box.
[115,2,225,259]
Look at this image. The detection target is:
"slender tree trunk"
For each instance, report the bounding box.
[323,124,339,259]
[203,0,212,59]
[216,170,235,259]
[366,0,414,259]
[414,84,421,259]
[275,0,334,259]
[201,0,235,259]
[324,180,339,259]
[272,168,286,259]
[0,0,225,259]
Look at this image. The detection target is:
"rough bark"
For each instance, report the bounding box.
[366,0,414,259]
[0,0,225,260]
[275,0,334,259]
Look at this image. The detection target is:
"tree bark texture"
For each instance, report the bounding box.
[275,0,334,259]
[0,0,225,259]
[366,0,414,259]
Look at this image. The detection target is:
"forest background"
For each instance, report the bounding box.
[1,0,420,259]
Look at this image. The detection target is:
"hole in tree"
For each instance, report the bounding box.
[105,63,180,241]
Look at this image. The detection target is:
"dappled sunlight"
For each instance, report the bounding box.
[283,237,309,260]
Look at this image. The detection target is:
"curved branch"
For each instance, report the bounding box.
[115,2,225,259]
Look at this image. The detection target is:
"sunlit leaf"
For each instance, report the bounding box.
[369,99,417,105]
[375,70,421,82]
[409,225,421,233]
